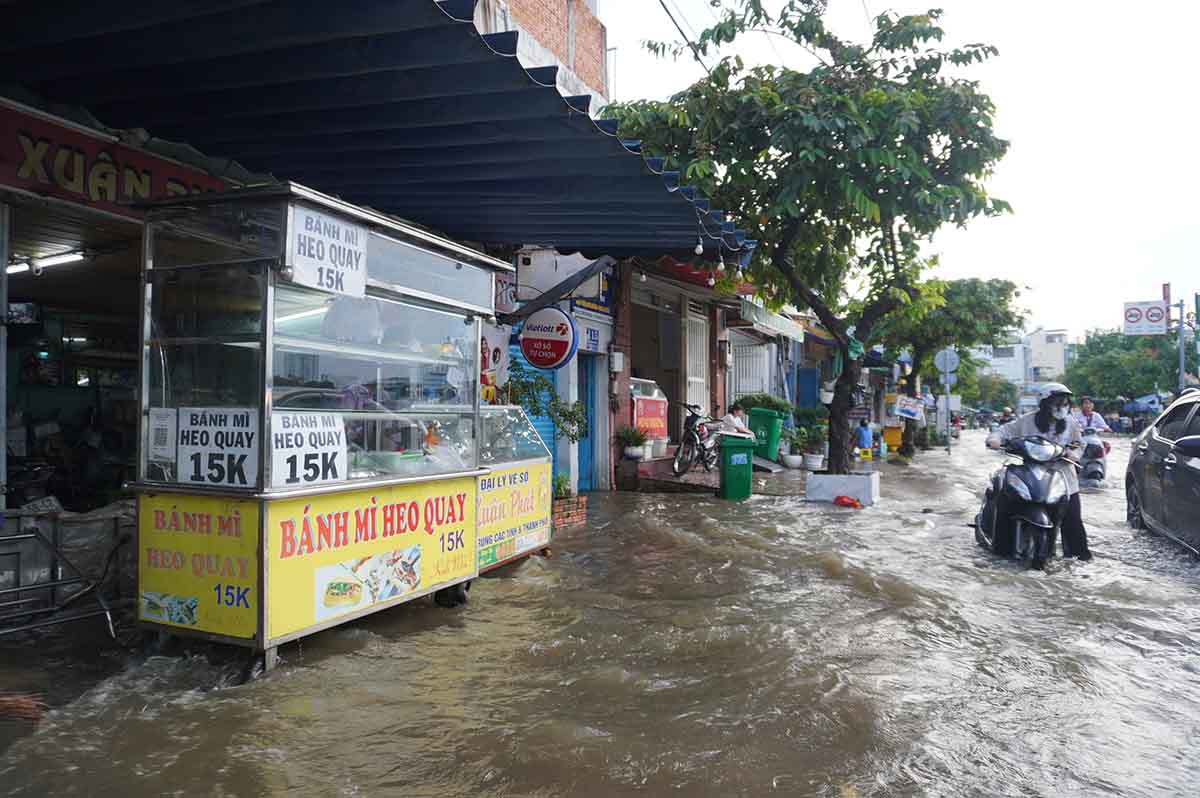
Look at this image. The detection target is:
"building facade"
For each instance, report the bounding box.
[476,0,609,102]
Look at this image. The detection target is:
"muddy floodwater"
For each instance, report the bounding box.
[2,431,1198,797]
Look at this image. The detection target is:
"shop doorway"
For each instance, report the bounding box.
[576,353,597,491]
[685,309,709,414]
[630,297,682,439]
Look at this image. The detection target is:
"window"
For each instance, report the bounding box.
[1156,404,1195,441]
[1182,404,1200,439]
[272,285,479,484]
[1047,333,1067,344]
[993,346,1015,359]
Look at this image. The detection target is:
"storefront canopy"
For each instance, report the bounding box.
[0,0,755,264]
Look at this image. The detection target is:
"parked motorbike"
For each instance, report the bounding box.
[672,404,720,476]
[1078,427,1109,488]
[974,435,1077,569]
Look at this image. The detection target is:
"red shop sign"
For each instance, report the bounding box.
[0,103,227,219]
[634,396,669,439]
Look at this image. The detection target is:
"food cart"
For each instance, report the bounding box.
[132,184,551,668]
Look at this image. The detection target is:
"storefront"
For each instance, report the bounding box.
[129,184,551,667]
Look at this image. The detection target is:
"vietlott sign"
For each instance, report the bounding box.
[0,104,226,218]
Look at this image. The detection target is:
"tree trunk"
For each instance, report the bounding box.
[827,355,861,474]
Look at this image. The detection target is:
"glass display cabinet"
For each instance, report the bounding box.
[131,184,550,667]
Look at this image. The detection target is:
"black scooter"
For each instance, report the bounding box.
[975,435,1076,569]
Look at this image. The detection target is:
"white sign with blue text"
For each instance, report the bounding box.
[288,206,367,298]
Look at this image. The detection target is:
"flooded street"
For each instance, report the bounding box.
[3,430,1199,797]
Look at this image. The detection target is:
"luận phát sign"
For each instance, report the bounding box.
[476,462,552,571]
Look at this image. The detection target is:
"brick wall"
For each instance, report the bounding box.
[507,0,607,98]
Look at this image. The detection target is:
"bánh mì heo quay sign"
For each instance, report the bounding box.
[0,104,227,218]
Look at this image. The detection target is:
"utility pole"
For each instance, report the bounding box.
[1177,300,1187,393]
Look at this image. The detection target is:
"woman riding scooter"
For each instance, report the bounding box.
[986,383,1093,560]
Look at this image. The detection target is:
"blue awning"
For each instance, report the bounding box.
[0,0,756,264]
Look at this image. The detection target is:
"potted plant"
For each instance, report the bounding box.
[781,427,806,469]
[616,425,648,460]
[803,423,827,471]
[551,474,588,530]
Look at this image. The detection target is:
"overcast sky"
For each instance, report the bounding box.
[599,1,1200,339]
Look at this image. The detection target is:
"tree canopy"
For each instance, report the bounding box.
[877,277,1025,388]
[1063,330,1180,400]
[607,1,1010,471]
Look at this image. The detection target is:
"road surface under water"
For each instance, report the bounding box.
[2,431,1198,797]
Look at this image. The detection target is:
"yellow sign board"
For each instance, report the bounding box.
[137,494,260,639]
[265,477,477,641]
[477,462,552,570]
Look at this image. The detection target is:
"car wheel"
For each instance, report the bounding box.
[1126,479,1145,529]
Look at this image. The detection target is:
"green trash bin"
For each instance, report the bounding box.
[747,407,785,461]
[719,435,756,501]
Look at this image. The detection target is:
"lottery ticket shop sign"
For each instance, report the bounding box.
[519,307,578,370]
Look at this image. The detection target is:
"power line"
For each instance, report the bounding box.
[657,0,711,75]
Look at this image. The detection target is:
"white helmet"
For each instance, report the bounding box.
[1037,382,1073,406]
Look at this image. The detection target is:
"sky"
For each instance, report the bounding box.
[598,0,1200,340]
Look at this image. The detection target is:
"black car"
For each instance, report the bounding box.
[1126,392,1200,553]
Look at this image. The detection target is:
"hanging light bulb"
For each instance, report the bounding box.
[717,256,726,272]
[694,235,704,256]
[736,269,744,281]
[639,270,647,282]
[706,275,716,287]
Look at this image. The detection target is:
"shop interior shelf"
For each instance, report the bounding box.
[273,335,467,367]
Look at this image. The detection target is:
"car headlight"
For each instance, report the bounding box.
[1005,471,1032,501]
[1046,472,1069,503]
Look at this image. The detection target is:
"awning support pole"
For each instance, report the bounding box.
[0,203,8,518]
[497,255,615,326]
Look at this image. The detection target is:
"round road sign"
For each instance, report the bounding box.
[934,348,960,374]
[1146,306,1166,324]
[1125,306,1144,324]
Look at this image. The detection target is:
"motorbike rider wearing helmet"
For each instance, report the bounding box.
[986,383,1093,560]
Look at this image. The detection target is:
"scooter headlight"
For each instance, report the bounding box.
[1023,439,1058,463]
[1005,471,1032,501]
[1046,472,1069,504]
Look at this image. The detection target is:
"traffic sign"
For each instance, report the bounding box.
[934,348,960,373]
[940,373,958,387]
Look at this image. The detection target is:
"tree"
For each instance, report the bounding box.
[876,278,1024,454]
[608,2,1009,473]
[1063,329,1178,400]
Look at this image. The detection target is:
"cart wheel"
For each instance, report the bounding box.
[434,581,470,608]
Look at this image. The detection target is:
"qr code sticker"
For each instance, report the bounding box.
[153,427,169,448]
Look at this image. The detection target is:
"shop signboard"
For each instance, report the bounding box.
[1124,300,1168,335]
[634,396,670,439]
[572,303,612,354]
[270,411,348,489]
[476,461,552,570]
[896,396,925,420]
[137,494,260,639]
[287,206,368,298]
[0,103,227,219]
[265,477,477,641]
[176,408,260,489]
[519,306,577,370]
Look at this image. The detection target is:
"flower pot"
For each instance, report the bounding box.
[652,438,668,458]
[803,453,825,471]
[819,390,835,405]
[643,444,654,460]
[624,446,645,460]
[782,454,805,469]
